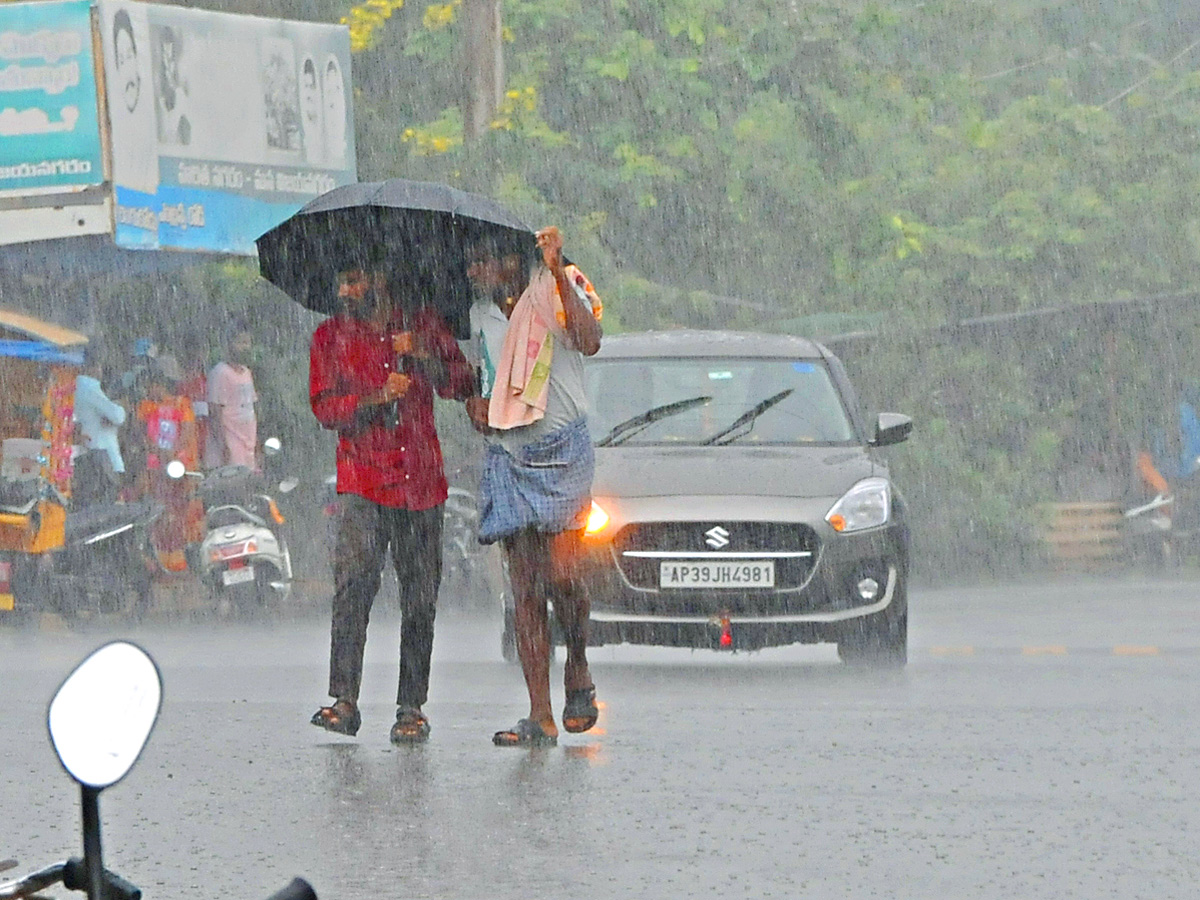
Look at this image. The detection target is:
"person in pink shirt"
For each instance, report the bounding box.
[206,322,258,469]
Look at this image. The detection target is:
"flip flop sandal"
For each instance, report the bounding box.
[562,686,599,734]
[493,718,557,747]
[311,701,361,736]
[390,707,431,745]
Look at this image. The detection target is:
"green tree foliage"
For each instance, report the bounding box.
[336,0,1200,329]
[124,0,1200,325]
[106,0,1200,577]
[326,1,1200,579]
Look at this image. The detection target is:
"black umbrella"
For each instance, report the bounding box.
[255,179,538,338]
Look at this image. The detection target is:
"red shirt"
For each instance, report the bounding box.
[309,308,475,510]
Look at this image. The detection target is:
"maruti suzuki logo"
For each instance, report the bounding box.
[704,526,730,549]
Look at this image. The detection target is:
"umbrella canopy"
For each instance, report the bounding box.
[256,179,538,338]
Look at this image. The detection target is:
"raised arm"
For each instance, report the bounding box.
[538,227,601,356]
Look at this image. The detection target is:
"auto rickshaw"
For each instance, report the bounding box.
[0,310,159,621]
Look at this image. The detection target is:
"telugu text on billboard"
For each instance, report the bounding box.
[0,0,103,194]
[98,1,356,254]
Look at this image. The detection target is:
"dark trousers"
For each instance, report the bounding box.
[328,494,443,709]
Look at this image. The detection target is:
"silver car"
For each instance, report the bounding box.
[500,330,913,666]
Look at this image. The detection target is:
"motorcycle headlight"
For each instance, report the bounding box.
[826,478,891,533]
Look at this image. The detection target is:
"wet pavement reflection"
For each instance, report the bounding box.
[3,579,1200,898]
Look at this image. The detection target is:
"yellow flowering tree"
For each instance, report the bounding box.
[341,0,406,53]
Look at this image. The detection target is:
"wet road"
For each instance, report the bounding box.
[3,577,1200,899]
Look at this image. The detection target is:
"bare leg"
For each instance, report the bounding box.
[503,529,557,737]
[548,528,593,693]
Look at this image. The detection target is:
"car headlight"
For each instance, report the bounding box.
[584,500,610,536]
[825,477,891,533]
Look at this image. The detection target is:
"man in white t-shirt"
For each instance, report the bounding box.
[206,323,258,469]
[465,227,604,748]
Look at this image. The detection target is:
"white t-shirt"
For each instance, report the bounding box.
[468,300,589,454]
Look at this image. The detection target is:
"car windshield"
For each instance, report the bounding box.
[585,357,857,446]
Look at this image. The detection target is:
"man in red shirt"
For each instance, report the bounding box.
[309,267,476,744]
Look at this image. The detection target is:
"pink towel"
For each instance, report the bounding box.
[488,268,563,430]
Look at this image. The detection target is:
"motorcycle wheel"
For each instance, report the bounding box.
[215,567,280,621]
[41,535,153,624]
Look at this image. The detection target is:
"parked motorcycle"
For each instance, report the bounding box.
[0,640,315,900]
[167,438,295,617]
[1124,484,1200,565]
[1,450,163,623]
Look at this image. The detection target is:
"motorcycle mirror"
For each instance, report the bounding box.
[48,642,162,790]
[278,478,299,494]
[263,437,283,456]
[165,460,186,480]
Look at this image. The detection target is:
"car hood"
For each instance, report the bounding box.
[593,445,881,500]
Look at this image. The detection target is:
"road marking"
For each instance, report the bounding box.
[38,613,67,632]
[930,646,975,656]
[1112,645,1160,656]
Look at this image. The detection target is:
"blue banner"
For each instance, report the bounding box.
[0,0,103,193]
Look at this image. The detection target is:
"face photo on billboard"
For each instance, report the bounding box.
[261,38,302,153]
[322,54,347,166]
[112,9,141,114]
[104,4,158,194]
[299,55,324,164]
[151,25,191,146]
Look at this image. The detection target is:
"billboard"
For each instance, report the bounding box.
[0,0,103,194]
[98,1,356,254]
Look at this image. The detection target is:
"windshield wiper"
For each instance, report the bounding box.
[701,389,794,446]
[596,395,712,447]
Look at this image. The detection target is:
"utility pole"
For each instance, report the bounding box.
[462,0,503,141]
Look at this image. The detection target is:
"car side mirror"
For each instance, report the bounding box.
[871,413,912,447]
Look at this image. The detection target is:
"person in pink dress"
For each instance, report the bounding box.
[206,322,258,470]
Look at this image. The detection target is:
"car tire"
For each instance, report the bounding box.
[837,582,908,668]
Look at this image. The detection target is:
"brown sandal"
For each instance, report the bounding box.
[310,700,361,736]
[390,707,430,744]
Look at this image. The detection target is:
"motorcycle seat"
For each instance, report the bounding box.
[64,501,161,544]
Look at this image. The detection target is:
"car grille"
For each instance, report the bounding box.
[611,521,819,592]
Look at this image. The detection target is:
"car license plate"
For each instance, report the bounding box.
[222,566,255,586]
[660,561,775,588]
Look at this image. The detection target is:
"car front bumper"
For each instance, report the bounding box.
[588,562,899,626]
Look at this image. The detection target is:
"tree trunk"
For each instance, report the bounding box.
[462,0,503,142]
